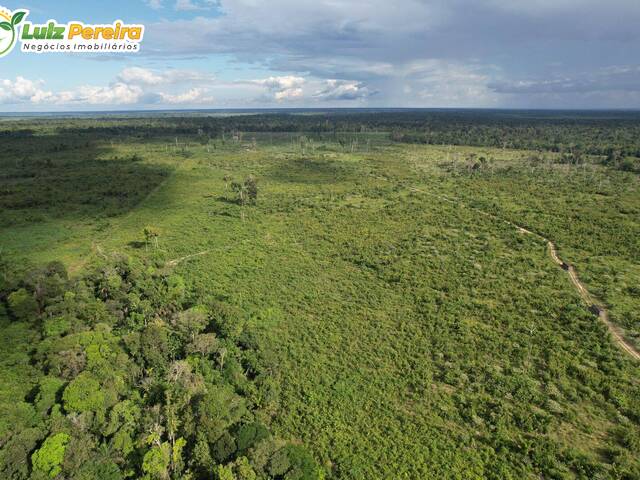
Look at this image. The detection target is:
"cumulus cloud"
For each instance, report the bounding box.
[9,0,640,110]
[253,76,305,101]
[159,87,215,104]
[0,67,218,107]
[1,77,145,106]
[139,0,640,107]
[0,77,53,104]
[314,80,376,101]
[117,67,165,86]
[117,67,216,86]
[397,60,499,107]
[71,83,145,105]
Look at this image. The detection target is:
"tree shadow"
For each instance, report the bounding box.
[0,129,173,228]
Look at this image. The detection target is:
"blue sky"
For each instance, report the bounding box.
[1,0,639,111]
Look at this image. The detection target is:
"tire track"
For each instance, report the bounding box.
[166,250,212,267]
[410,187,640,362]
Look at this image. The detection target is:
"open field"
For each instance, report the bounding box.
[1,112,639,479]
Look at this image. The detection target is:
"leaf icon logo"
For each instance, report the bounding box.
[0,7,28,58]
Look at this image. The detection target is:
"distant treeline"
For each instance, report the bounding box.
[2,110,640,158]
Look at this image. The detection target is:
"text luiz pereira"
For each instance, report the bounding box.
[21,18,144,54]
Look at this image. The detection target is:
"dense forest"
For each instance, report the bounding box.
[2,109,640,159]
[0,254,320,480]
[1,110,639,479]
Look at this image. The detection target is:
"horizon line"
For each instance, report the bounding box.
[2,106,640,117]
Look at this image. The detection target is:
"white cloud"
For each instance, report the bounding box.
[253,76,305,102]
[160,87,215,104]
[137,0,640,108]
[0,67,219,107]
[0,65,497,109]
[274,89,303,101]
[314,79,376,101]
[0,77,53,104]
[117,67,216,86]
[254,76,305,91]
[72,83,145,105]
[118,67,165,85]
[75,71,218,105]
[1,76,146,106]
[145,0,163,8]
[395,60,499,107]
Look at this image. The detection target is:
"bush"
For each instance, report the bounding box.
[62,372,106,415]
[31,432,69,478]
[7,288,38,321]
[43,316,71,337]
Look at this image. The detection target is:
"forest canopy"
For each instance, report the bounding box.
[0,253,321,480]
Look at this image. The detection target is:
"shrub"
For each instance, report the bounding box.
[7,288,38,321]
[31,432,70,478]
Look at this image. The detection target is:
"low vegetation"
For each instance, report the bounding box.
[0,110,639,479]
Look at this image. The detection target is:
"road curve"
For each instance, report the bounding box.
[410,187,640,362]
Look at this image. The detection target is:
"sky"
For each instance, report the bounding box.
[0,0,639,111]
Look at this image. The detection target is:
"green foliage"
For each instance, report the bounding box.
[0,427,43,479]
[211,302,245,341]
[213,431,237,462]
[43,316,70,337]
[143,226,161,249]
[34,377,65,415]
[231,456,257,480]
[1,112,640,479]
[235,422,270,454]
[172,437,188,477]
[173,305,209,341]
[75,460,123,480]
[62,372,106,414]
[231,175,259,206]
[197,385,247,443]
[31,432,69,478]
[245,175,259,203]
[142,442,171,479]
[7,288,38,321]
[0,253,306,479]
[192,432,213,474]
[165,274,187,305]
[140,324,172,371]
[268,445,321,480]
[216,464,236,480]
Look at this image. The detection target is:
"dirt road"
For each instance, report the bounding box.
[410,187,640,362]
[166,250,212,267]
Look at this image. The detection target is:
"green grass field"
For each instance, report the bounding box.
[1,122,640,479]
